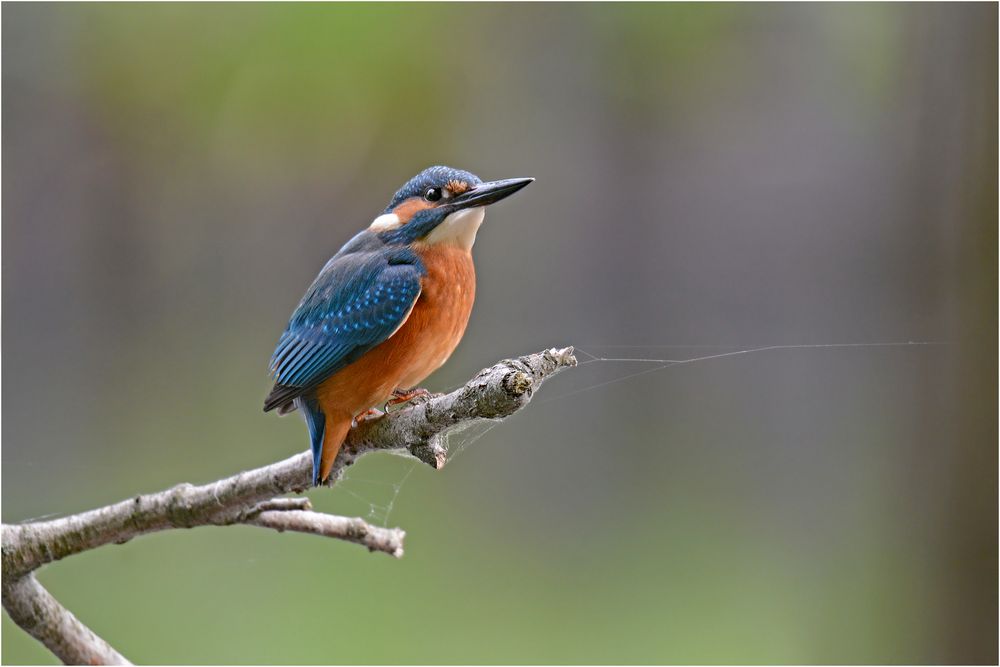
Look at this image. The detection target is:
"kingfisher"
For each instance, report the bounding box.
[264,166,533,485]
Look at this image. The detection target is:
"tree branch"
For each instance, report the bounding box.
[2,574,132,666]
[1,347,576,665]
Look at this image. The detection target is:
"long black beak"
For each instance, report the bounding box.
[448,177,534,210]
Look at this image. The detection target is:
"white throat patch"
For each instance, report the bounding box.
[425,207,486,250]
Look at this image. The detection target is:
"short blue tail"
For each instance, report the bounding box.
[296,396,326,486]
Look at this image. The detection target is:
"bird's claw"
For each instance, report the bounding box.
[386,387,431,411]
[353,407,386,427]
[393,386,431,400]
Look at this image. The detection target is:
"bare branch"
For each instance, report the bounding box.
[241,496,406,556]
[249,511,405,557]
[1,347,576,665]
[2,574,132,665]
[340,345,578,470]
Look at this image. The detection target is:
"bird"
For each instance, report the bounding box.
[264,166,534,486]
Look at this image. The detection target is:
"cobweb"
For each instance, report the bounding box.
[333,339,946,527]
[334,416,504,526]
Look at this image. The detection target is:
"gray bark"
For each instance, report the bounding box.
[1,347,576,665]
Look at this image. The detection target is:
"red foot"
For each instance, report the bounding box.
[388,387,431,406]
[353,407,385,427]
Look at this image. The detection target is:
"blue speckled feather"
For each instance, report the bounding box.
[264,232,424,412]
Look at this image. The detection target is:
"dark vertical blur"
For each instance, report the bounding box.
[932,7,998,662]
[3,4,996,664]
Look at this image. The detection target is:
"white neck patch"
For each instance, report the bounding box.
[368,212,402,232]
[425,207,486,250]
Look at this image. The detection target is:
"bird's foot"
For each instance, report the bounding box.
[353,407,385,427]
[384,387,432,412]
[390,387,431,404]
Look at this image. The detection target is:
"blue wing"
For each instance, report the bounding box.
[263,239,424,412]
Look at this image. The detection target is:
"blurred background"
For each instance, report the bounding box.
[2,3,996,664]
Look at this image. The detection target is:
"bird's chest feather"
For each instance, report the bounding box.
[393,244,477,383]
[317,245,476,411]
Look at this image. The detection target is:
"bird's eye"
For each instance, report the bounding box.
[423,187,443,202]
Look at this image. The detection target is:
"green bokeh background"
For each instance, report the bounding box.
[3,3,996,664]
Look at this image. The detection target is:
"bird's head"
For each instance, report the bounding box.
[369,166,533,250]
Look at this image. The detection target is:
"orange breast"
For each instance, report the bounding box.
[316,244,476,416]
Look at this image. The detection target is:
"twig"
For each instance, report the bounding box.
[1,347,577,665]
[250,511,405,557]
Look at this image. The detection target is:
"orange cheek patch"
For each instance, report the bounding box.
[392,197,435,223]
[446,180,470,195]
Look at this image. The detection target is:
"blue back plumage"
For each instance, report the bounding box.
[264,232,425,411]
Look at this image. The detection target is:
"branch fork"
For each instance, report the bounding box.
[2,347,577,665]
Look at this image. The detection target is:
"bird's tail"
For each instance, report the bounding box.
[297,397,326,486]
[318,413,352,485]
[295,396,353,486]
[297,397,352,485]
